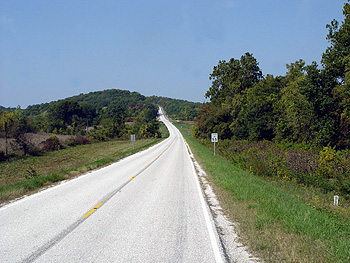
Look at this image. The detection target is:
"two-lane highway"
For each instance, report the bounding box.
[0,109,224,262]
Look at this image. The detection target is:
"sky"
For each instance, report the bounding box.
[0,0,347,108]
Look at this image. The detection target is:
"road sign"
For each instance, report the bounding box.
[211,133,218,156]
[211,133,218,143]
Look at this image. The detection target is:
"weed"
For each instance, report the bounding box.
[23,167,39,179]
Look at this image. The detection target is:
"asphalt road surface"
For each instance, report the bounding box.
[0,109,225,262]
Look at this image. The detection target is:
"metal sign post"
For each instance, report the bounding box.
[131,134,135,150]
[211,133,218,156]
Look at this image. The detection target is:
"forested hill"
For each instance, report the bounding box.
[146,96,201,121]
[23,89,147,116]
[20,89,201,121]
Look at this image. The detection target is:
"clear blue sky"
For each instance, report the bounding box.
[0,0,346,108]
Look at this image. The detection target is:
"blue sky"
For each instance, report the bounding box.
[0,0,346,108]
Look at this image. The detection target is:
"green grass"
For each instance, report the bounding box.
[176,121,350,263]
[0,137,163,205]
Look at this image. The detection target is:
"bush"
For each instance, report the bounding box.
[0,151,6,162]
[42,136,61,151]
[212,139,350,199]
[67,137,91,146]
[77,137,91,145]
[88,129,108,142]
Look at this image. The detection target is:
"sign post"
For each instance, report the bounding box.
[211,133,218,156]
[131,134,135,150]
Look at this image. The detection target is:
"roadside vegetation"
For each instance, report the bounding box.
[178,4,350,261]
[0,120,169,205]
[177,121,350,263]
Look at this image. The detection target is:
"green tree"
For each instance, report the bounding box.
[0,110,17,158]
[275,60,316,142]
[205,52,262,105]
[321,1,350,147]
[11,116,33,156]
[234,74,282,141]
[48,100,83,127]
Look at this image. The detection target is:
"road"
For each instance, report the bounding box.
[0,109,225,262]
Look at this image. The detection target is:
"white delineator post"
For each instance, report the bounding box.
[334,195,339,206]
[131,134,135,150]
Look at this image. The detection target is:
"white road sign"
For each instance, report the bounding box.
[211,133,218,143]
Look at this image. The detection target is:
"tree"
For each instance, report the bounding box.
[205,52,262,105]
[275,60,316,142]
[321,2,350,147]
[80,102,98,126]
[234,74,282,141]
[48,100,83,127]
[0,110,17,158]
[11,116,33,156]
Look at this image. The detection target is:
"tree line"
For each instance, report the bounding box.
[194,2,350,149]
[0,89,161,159]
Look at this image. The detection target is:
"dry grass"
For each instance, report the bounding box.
[0,138,160,204]
[0,132,73,153]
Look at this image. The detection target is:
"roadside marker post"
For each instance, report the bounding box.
[131,134,135,150]
[211,133,218,156]
[334,195,339,206]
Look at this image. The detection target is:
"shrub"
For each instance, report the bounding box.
[67,137,91,147]
[76,137,90,145]
[0,151,6,162]
[212,139,350,199]
[42,136,61,151]
[67,139,76,147]
[88,129,108,141]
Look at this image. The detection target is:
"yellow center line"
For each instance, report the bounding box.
[84,202,104,218]
[82,139,175,219]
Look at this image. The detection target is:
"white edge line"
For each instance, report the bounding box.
[183,137,224,263]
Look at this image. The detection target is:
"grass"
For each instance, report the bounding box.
[176,121,350,263]
[0,137,164,205]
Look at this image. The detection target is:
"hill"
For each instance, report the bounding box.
[21,89,201,121]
